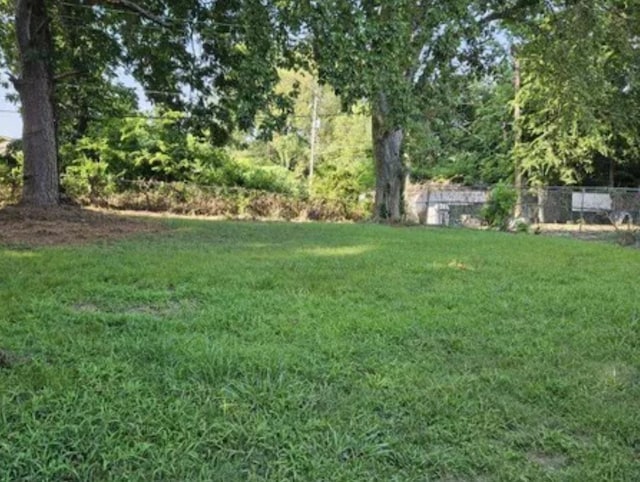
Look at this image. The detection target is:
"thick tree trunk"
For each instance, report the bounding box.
[14,0,59,207]
[372,95,405,222]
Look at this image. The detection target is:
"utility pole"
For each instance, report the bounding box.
[309,82,319,190]
[512,45,524,218]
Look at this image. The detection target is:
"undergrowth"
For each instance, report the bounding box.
[74,181,370,222]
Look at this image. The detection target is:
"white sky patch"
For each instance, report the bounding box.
[0,69,156,139]
[0,73,21,138]
[412,24,447,85]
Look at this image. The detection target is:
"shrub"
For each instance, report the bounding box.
[514,219,530,233]
[226,159,303,195]
[481,183,517,230]
[61,158,115,205]
[0,140,23,203]
[94,181,369,222]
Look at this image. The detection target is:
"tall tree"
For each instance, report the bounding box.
[12,0,58,206]
[231,69,373,201]
[513,0,640,185]
[0,0,294,207]
[403,0,640,189]
[406,62,516,186]
[285,0,542,221]
[294,1,464,220]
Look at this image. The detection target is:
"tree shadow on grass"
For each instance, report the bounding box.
[0,205,165,247]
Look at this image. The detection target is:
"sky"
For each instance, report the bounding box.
[0,72,149,139]
[0,77,21,138]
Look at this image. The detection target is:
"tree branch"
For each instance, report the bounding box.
[54,70,84,83]
[87,0,171,28]
[480,0,542,24]
[9,74,23,91]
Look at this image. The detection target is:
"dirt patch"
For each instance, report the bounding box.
[71,298,198,317]
[0,349,29,369]
[526,451,568,471]
[536,223,638,246]
[0,349,15,368]
[0,205,165,247]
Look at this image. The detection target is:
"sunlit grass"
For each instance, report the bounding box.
[1,220,639,480]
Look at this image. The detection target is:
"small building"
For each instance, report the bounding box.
[407,184,487,226]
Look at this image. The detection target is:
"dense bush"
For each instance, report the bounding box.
[2,105,371,218]
[481,183,517,230]
[58,111,306,201]
[204,159,303,196]
[61,160,115,204]
[98,181,367,221]
[61,114,231,185]
[0,140,23,203]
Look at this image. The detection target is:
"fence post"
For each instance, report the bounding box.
[425,186,431,225]
[537,187,545,224]
[579,188,586,232]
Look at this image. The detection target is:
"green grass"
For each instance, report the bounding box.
[1,220,639,481]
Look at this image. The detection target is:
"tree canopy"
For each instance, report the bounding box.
[514,0,640,186]
[0,0,296,206]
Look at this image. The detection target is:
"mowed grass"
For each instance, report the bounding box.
[1,220,639,481]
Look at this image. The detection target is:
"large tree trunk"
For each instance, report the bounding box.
[372,95,405,222]
[14,0,59,207]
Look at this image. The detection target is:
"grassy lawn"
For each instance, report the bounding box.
[1,219,639,481]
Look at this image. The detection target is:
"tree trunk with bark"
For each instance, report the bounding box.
[372,94,405,222]
[14,0,59,207]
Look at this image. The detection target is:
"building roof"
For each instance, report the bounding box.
[0,136,16,156]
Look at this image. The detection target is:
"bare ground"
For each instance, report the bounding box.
[536,223,638,246]
[1,204,636,248]
[0,205,165,247]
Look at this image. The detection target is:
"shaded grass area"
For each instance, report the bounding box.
[1,221,639,481]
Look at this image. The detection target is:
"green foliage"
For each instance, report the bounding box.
[313,111,374,201]
[0,139,23,201]
[404,0,640,188]
[5,0,640,199]
[0,1,15,84]
[515,1,640,186]
[514,219,530,234]
[282,0,505,220]
[1,221,640,479]
[0,0,298,146]
[61,159,114,203]
[292,1,479,126]
[59,110,301,196]
[408,64,516,185]
[481,183,517,230]
[209,159,302,195]
[230,70,374,201]
[0,136,24,206]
